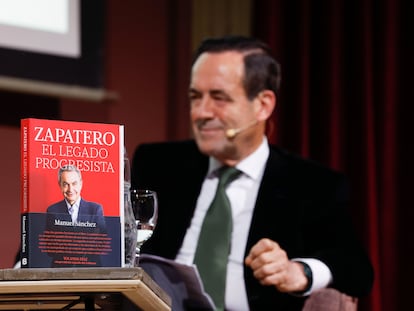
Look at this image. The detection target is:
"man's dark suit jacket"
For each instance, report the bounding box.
[131,140,374,310]
[46,198,106,231]
[46,198,107,267]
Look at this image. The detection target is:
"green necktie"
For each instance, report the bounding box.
[194,166,241,311]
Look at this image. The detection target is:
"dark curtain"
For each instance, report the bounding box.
[253,0,413,310]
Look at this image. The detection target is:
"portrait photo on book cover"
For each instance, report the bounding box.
[44,165,109,267]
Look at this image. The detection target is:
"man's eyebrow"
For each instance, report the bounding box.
[188,88,233,101]
[188,88,199,94]
[210,89,232,101]
[210,89,226,95]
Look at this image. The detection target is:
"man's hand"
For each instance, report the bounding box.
[245,238,309,293]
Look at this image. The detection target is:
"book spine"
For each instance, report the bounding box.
[20,119,29,267]
[21,119,29,214]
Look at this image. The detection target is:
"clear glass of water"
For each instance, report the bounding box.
[130,189,158,266]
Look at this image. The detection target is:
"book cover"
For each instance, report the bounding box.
[20,118,124,268]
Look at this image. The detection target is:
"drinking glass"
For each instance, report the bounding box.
[130,189,158,266]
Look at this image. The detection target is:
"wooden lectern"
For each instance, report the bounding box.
[0,267,171,310]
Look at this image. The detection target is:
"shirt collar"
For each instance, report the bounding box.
[208,136,270,180]
[65,197,81,209]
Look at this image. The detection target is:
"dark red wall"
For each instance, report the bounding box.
[0,0,191,268]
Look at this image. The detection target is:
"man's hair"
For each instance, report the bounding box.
[58,165,82,184]
[192,35,282,99]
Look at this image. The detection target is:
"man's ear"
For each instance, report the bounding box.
[254,90,276,121]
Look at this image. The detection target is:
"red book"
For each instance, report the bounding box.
[20,118,124,268]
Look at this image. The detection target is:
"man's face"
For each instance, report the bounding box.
[60,171,82,205]
[189,51,262,163]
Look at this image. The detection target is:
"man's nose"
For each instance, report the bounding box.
[192,96,215,117]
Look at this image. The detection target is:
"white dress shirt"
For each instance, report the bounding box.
[175,137,332,310]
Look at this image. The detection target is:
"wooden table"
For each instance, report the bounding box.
[0,267,171,311]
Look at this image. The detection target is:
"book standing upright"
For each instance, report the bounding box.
[20,118,124,268]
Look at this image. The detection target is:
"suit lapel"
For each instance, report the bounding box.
[245,147,300,256]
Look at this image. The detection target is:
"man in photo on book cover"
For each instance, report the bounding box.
[45,164,107,267]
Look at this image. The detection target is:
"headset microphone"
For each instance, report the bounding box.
[225,120,258,139]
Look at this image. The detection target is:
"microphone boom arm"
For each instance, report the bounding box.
[225,120,258,139]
